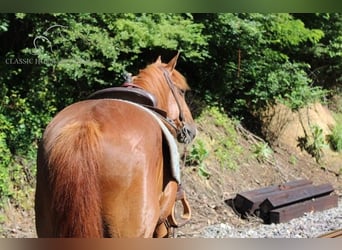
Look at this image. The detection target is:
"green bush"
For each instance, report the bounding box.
[195,106,243,171]
[186,139,208,166]
[328,123,342,152]
[195,13,328,115]
[186,139,211,178]
[298,124,326,163]
[252,142,274,163]
[0,104,37,207]
[0,114,13,204]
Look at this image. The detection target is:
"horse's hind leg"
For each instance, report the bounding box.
[100,158,161,237]
[101,187,160,238]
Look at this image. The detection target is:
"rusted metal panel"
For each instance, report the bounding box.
[259,183,334,214]
[267,194,338,224]
[233,179,313,216]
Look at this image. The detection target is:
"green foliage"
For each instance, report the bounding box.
[186,139,211,179]
[0,112,36,207]
[194,13,329,115]
[328,117,342,152]
[247,59,328,111]
[214,139,241,170]
[295,13,342,90]
[288,155,298,165]
[110,13,208,60]
[186,139,208,166]
[328,125,342,152]
[298,124,326,163]
[252,142,274,163]
[196,106,242,170]
[0,115,13,204]
[267,13,323,46]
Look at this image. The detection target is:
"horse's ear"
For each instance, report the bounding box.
[155,56,162,64]
[165,52,180,72]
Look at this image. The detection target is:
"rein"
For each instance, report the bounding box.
[159,67,185,123]
[158,67,193,145]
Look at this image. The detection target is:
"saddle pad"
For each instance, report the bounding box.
[113,99,181,183]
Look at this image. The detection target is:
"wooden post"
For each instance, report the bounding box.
[233,179,313,216]
[268,194,338,224]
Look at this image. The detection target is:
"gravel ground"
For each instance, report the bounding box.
[200,198,342,238]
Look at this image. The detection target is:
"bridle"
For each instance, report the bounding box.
[159,67,185,123]
[158,67,194,145]
[122,67,194,145]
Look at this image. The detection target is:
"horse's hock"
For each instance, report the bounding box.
[260,102,336,151]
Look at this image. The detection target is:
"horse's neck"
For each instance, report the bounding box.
[134,76,168,111]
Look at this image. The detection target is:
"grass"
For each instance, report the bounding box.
[188,106,243,173]
[288,155,298,165]
[328,113,342,152]
[252,142,273,163]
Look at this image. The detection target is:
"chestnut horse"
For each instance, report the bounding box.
[35,53,196,238]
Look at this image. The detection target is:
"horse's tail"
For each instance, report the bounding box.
[47,120,103,237]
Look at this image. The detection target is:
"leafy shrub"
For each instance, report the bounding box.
[0,94,38,207]
[209,107,243,170]
[248,61,328,112]
[0,114,13,204]
[186,139,208,166]
[194,106,243,171]
[252,142,274,163]
[196,13,328,116]
[328,123,342,152]
[186,139,211,178]
[298,124,326,163]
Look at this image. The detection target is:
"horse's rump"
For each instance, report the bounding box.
[36,99,167,237]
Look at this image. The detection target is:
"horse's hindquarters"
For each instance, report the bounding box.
[35,100,167,237]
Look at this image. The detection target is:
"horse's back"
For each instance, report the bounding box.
[36,99,164,237]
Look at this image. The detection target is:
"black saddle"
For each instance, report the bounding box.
[87,87,158,107]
